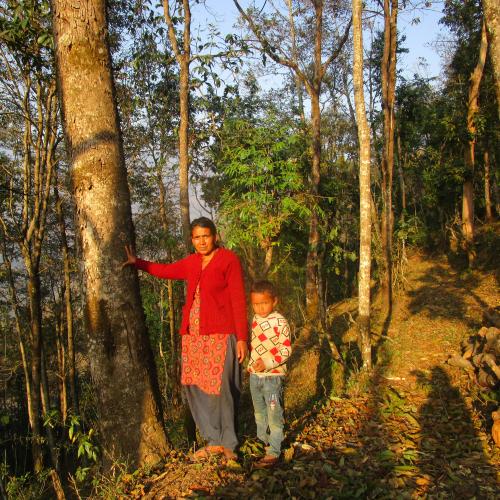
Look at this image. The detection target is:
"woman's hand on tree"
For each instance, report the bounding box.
[121,245,137,269]
[237,340,248,364]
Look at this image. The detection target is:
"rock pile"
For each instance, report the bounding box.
[447,325,500,389]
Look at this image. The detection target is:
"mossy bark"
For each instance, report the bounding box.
[52,0,169,467]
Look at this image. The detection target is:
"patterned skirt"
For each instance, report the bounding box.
[181,285,227,395]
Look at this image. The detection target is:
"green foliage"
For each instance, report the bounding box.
[0,0,53,65]
[4,469,50,499]
[217,114,309,254]
[68,415,99,464]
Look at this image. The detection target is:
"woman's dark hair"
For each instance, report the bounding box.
[190,217,217,236]
[250,280,277,298]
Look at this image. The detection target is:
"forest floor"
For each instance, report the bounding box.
[114,243,500,499]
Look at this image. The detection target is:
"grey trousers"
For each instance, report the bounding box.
[183,335,241,450]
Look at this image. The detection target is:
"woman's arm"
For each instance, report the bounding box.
[224,252,248,362]
[122,245,190,280]
[135,258,189,280]
[226,253,248,342]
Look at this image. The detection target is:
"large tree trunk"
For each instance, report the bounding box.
[482,0,500,118]
[463,19,488,266]
[52,0,169,467]
[380,0,398,313]
[352,0,372,370]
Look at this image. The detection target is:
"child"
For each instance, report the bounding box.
[248,280,292,468]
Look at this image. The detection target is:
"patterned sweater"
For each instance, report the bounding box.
[248,311,291,376]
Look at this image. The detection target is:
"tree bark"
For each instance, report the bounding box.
[156,166,180,403]
[54,170,78,416]
[484,149,493,221]
[396,130,406,215]
[52,0,169,467]
[287,0,305,122]
[380,0,398,312]
[482,0,500,118]
[352,0,372,370]
[463,19,488,266]
[305,90,322,331]
[163,0,192,252]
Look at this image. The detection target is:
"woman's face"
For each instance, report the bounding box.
[191,226,216,256]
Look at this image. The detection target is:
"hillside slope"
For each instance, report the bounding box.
[116,251,499,499]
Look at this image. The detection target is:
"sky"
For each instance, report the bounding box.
[195,0,449,81]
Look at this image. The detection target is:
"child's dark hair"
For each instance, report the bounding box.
[190,217,217,236]
[250,280,277,298]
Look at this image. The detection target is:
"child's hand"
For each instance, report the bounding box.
[253,358,266,372]
[492,410,500,446]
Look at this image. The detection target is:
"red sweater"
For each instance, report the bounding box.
[135,248,248,341]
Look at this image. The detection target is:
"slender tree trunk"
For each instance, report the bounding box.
[55,302,68,422]
[26,271,43,472]
[2,246,39,467]
[232,0,350,341]
[396,131,406,215]
[163,0,192,251]
[52,0,169,466]
[463,19,488,266]
[40,344,60,471]
[352,0,372,370]
[287,0,305,122]
[380,0,398,312]
[482,0,500,118]
[304,90,322,332]
[263,244,273,277]
[156,167,180,404]
[178,57,191,251]
[484,149,493,221]
[54,171,78,416]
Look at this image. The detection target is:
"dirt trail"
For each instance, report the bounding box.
[125,253,499,499]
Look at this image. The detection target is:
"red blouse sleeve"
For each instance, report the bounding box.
[135,256,189,280]
[226,252,248,341]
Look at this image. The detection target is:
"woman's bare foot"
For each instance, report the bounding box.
[254,455,278,469]
[190,445,224,461]
[222,447,237,461]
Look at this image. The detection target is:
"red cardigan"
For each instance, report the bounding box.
[135,248,248,341]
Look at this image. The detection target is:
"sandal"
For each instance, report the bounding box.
[190,445,224,461]
[254,455,278,469]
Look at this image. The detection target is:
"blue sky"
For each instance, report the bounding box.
[196,0,448,81]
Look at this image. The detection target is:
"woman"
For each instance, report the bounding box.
[122,217,247,460]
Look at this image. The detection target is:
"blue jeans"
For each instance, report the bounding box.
[249,374,284,457]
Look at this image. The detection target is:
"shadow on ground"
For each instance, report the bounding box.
[412,366,498,498]
[407,264,481,329]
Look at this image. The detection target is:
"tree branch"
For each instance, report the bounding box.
[232,0,309,85]
[321,17,352,78]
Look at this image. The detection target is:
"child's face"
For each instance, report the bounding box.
[251,292,277,318]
